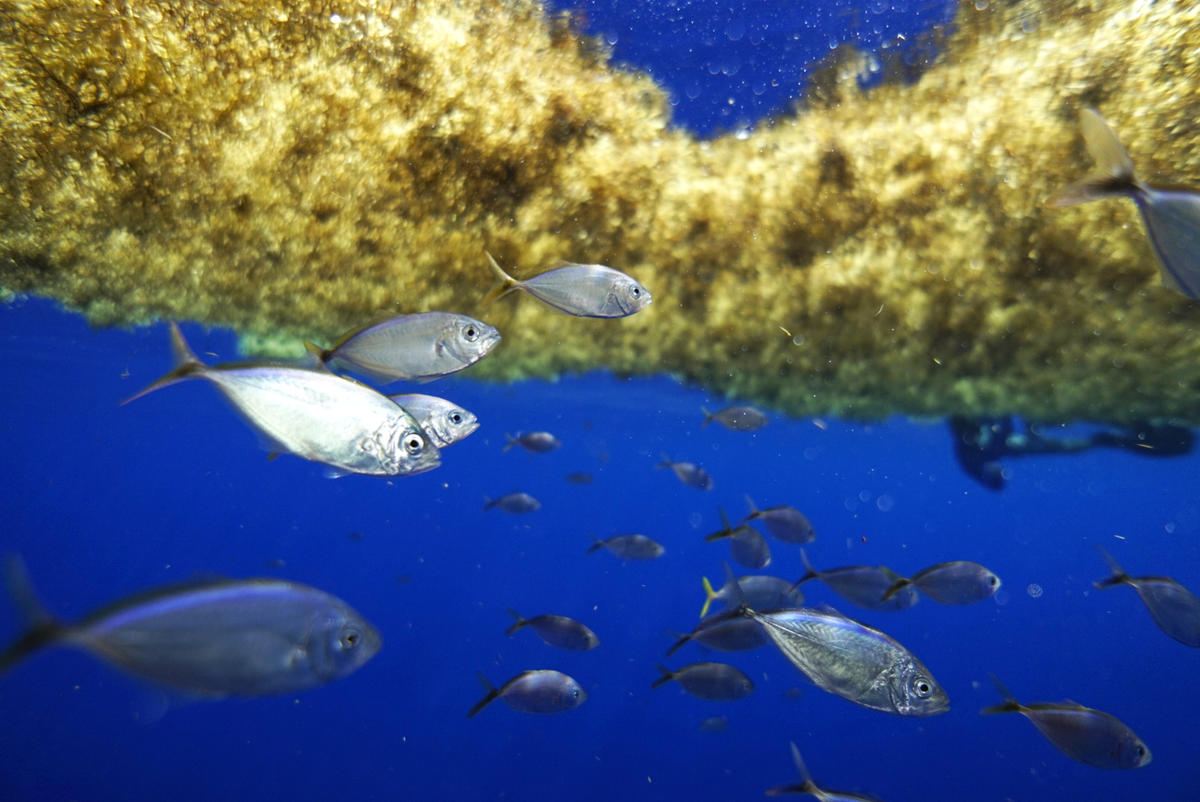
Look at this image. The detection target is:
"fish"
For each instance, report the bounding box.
[700,405,769,431]
[586,534,664,560]
[483,492,541,514]
[387,393,479,448]
[881,561,1001,605]
[483,251,652,318]
[704,508,771,570]
[124,322,440,477]
[505,609,599,651]
[0,558,381,697]
[656,453,714,490]
[697,715,729,733]
[793,551,918,611]
[699,574,804,618]
[981,676,1151,769]
[306,312,500,383]
[665,610,767,656]
[1092,546,1200,646]
[503,431,561,453]
[1048,107,1200,299]
[742,496,816,544]
[564,472,594,484]
[651,662,754,701]
[766,742,882,800]
[467,670,586,717]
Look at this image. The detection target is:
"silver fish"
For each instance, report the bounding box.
[666,610,767,656]
[586,534,664,560]
[564,471,594,485]
[743,496,816,544]
[794,551,918,612]
[766,742,882,800]
[307,312,500,383]
[0,559,381,697]
[1049,108,1200,298]
[704,508,770,570]
[701,405,769,431]
[467,669,586,717]
[651,662,754,701]
[505,609,599,651]
[882,561,1001,605]
[503,431,561,453]
[982,676,1151,769]
[484,251,652,318]
[483,492,541,514]
[700,574,803,618]
[387,393,479,448]
[1093,547,1200,646]
[657,453,714,490]
[125,322,439,477]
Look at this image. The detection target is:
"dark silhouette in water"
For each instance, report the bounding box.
[949,417,1194,490]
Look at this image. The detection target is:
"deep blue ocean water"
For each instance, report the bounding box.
[3,2,1200,801]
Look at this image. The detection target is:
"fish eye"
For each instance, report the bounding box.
[339,626,362,650]
[404,434,425,454]
[631,286,641,298]
[1137,745,1146,756]
[988,576,999,586]
[913,678,932,698]
[463,325,479,342]
[449,412,463,424]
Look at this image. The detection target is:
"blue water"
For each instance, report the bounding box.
[3,3,1200,801]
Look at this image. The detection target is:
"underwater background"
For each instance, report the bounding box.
[2,1,1199,801]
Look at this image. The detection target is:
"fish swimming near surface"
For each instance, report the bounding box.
[657,453,714,490]
[699,574,803,618]
[1092,546,1200,647]
[124,322,440,477]
[651,662,754,701]
[387,393,479,448]
[505,609,599,651]
[586,534,665,561]
[483,492,542,514]
[700,405,769,431]
[881,561,1001,605]
[1048,107,1200,299]
[483,251,652,318]
[981,675,1151,769]
[467,669,586,717]
[503,431,561,453]
[793,551,918,612]
[306,312,500,383]
[704,508,771,570]
[766,742,882,800]
[742,496,816,544]
[0,558,381,697]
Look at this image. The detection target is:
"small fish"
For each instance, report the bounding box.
[503,431,561,453]
[743,496,816,544]
[484,251,652,318]
[981,676,1151,769]
[665,610,767,656]
[124,322,439,477]
[699,574,803,618]
[1093,546,1200,646]
[0,558,381,696]
[1049,108,1200,298]
[505,609,599,651]
[651,662,754,701]
[387,393,479,448]
[467,670,586,717]
[657,453,714,490]
[586,534,664,561]
[704,508,771,570]
[483,492,541,514]
[881,561,1001,605]
[701,405,769,431]
[306,312,500,383]
[766,742,881,800]
[564,471,594,485]
[697,715,729,733]
[793,551,918,611]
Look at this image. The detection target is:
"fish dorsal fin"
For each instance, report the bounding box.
[1080,108,1135,183]
[721,561,751,613]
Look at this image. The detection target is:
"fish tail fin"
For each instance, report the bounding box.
[0,556,63,675]
[664,632,690,657]
[700,407,712,427]
[743,494,759,518]
[980,673,1023,715]
[721,561,752,614]
[502,433,517,453]
[700,576,718,618]
[1093,545,1130,589]
[467,672,501,718]
[650,664,676,689]
[303,339,331,365]
[1047,108,1138,208]
[880,577,913,602]
[504,608,527,636]
[481,252,520,308]
[121,321,206,405]
[585,538,604,555]
[765,742,819,796]
[789,549,819,593]
[482,495,496,511]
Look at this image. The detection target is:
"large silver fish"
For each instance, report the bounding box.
[307,312,500,383]
[0,559,381,696]
[126,322,439,477]
[387,393,479,448]
[484,251,652,318]
[1049,108,1200,298]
